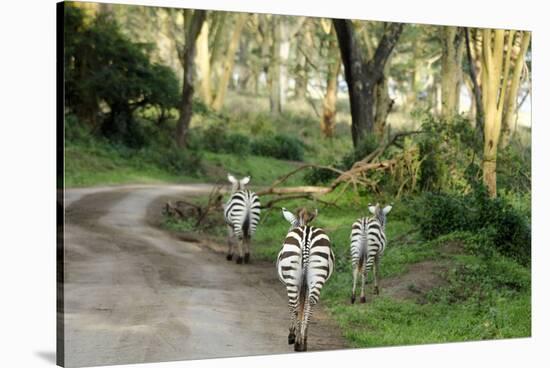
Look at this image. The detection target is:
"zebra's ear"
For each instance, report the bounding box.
[282,207,298,227]
[240,176,250,186]
[368,205,377,214]
[227,173,237,184]
[309,208,318,223]
[382,205,393,215]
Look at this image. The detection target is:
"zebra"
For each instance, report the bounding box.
[223,174,261,264]
[350,203,392,304]
[277,207,335,351]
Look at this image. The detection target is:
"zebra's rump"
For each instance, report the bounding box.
[350,217,386,266]
[224,190,261,238]
[277,226,334,301]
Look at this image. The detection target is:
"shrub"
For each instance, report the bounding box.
[223,133,251,155]
[412,189,531,265]
[251,134,305,161]
[154,148,203,176]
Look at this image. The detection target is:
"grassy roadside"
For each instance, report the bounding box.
[64,141,303,188]
[163,191,531,347]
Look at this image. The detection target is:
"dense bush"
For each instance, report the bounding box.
[416,112,482,193]
[251,134,305,161]
[412,189,531,265]
[64,5,179,146]
[199,125,252,156]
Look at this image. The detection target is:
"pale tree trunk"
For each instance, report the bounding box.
[501,33,531,148]
[176,9,207,148]
[321,28,341,138]
[440,26,465,120]
[465,27,484,135]
[196,20,212,106]
[212,13,247,111]
[268,16,282,115]
[294,24,313,100]
[480,29,530,197]
[407,36,420,105]
[268,17,306,114]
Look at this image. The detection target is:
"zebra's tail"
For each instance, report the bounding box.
[242,211,251,241]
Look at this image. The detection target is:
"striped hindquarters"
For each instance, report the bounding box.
[224,190,261,239]
[351,217,386,270]
[277,226,334,304]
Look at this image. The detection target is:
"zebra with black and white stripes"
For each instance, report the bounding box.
[350,203,392,304]
[223,174,261,264]
[277,207,335,351]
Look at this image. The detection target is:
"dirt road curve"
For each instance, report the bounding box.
[62,184,346,367]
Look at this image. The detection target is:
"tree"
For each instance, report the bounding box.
[320,24,341,138]
[473,29,531,197]
[175,9,207,148]
[212,13,248,111]
[440,26,465,120]
[64,5,179,146]
[332,19,404,148]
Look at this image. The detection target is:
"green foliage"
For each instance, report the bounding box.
[414,111,482,193]
[251,134,305,161]
[197,125,252,156]
[64,5,179,146]
[411,189,531,265]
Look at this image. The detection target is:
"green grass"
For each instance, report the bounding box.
[64,141,301,188]
[64,143,188,187]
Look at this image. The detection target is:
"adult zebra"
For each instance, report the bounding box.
[350,203,392,304]
[277,207,335,351]
[223,174,261,264]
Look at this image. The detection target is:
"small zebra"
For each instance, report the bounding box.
[223,174,261,264]
[277,207,335,351]
[350,203,392,304]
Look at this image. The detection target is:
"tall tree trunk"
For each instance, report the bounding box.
[480,29,529,197]
[333,19,403,148]
[501,33,531,148]
[321,31,341,138]
[465,27,484,135]
[440,26,465,120]
[294,23,313,100]
[268,16,282,115]
[196,20,212,106]
[212,14,247,111]
[176,10,206,148]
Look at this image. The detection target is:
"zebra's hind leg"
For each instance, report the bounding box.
[360,261,369,303]
[373,256,380,295]
[351,262,360,304]
[287,286,298,344]
[226,226,235,261]
[295,296,314,352]
[235,238,244,264]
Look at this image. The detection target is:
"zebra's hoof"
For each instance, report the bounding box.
[360,296,366,303]
[374,286,380,295]
[236,256,243,264]
[244,253,250,264]
[351,295,356,304]
[226,254,233,261]
[294,341,307,352]
[288,333,295,345]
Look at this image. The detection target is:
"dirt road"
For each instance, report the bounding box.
[61,184,346,367]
